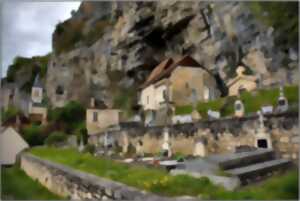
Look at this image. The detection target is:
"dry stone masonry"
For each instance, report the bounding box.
[90,111,299,162]
[20,154,200,201]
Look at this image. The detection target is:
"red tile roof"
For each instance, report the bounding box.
[140,55,204,89]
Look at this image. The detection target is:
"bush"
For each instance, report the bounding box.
[1,106,21,122]
[48,101,85,133]
[22,124,45,146]
[83,144,96,154]
[45,132,67,146]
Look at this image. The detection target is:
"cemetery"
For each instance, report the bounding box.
[23,146,297,200]
[1,1,299,200]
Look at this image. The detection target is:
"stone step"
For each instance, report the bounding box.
[207,149,275,170]
[225,158,292,184]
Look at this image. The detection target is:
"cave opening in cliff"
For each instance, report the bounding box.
[144,27,166,48]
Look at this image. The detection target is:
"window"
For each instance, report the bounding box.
[162,89,167,100]
[278,99,286,106]
[33,89,40,97]
[185,82,189,89]
[56,85,64,95]
[93,112,98,122]
[235,103,242,110]
[147,96,149,104]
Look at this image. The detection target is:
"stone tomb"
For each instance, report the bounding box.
[193,137,207,157]
[234,99,245,117]
[254,111,272,149]
[276,86,288,113]
[161,127,172,157]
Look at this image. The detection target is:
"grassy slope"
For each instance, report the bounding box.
[30,147,298,199]
[1,166,62,200]
[176,85,298,117]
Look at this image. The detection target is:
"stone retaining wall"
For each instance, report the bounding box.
[90,111,299,162]
[20,153,199,201]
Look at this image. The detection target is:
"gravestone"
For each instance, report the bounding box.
[193,137,207,157]
[254,111,272,149]
[234,99,245,117]
[136,140,144,157]
[67,135,77,148]
[261,105,273,114]
[276,86,288,113]
[122,131,129,153]
[78,136,85,152]
[207,109,220,119]
[162,127,172,157]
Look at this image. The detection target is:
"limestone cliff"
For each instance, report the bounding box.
[46,1,298,110]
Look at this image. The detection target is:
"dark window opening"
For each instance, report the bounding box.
[56,86,64,95]
[278,99,286,106]
[257,139,268,148]
[93,112,98,122]
[235,103,242,110]
[144,27,166,48]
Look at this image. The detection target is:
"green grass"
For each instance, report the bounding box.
[176,85,298,117]
[29,147,298,199]
[1,166,62,200]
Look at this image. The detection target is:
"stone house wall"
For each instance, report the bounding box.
[86,109,120,135]
[170,66,220,104]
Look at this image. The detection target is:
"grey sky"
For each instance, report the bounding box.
[1,1,81,77]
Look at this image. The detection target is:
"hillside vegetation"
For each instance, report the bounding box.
[249,2,298,50]
[5,54,50,93]
[175,85,298,117]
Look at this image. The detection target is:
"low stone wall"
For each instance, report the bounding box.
[91,111,299,162]
[20,153,199,201]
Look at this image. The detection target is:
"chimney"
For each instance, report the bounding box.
[90,97,95,108]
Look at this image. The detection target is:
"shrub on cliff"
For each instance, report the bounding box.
[45,132,67,146]
[6,55,50,93]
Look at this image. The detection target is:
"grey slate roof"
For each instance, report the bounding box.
[33,74,43,88]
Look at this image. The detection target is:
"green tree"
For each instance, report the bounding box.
[249,2,298,50]
[22,124,46,146]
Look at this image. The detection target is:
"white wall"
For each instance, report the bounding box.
[31,87,43,103]
[0,127,29,165]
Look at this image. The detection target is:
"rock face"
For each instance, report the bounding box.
[46,1,298,108]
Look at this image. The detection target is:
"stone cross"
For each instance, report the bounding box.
[257,110,265,130]
[104,132,109,148]
[191,88,197,111]
[78,136,85,152]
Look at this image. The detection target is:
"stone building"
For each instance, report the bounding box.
[227,66,258,96]
[140,56,221,110]
[139,56,220,126]
[28,75,47,124]
[86,98,121,136]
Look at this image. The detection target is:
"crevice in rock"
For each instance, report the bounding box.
[163,15,195,40]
